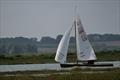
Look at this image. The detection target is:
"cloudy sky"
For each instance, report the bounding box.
[0,0,120,40]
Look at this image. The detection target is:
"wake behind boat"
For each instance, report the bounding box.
[55,9,113,67]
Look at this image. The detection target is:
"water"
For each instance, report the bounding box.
[0,63,61,72]
[0,61,120,72]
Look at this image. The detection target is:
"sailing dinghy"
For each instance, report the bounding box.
[55,15,113,67]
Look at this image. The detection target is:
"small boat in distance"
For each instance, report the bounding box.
[55,11,113,68]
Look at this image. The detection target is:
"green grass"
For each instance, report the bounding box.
[0,54,55,64]
[67,51,120,62]
[0,68,120,80]
[0,51,120,64]
[96,51,120,61]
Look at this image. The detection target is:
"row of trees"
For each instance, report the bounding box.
[0,44,37,54]
[0,34,120,54]
[40,34,120,44]
[0,37,38,54]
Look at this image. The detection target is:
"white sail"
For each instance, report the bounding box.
[55,26,73,64]
[75,17,96,61]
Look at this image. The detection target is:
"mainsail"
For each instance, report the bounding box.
[75,17,96,61]
[55,26,73,64]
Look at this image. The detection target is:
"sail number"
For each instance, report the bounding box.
[78,25,87,41]
[58,52,65,60]
[81,33,87,41]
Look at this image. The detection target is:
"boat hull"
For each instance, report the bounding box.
[60,63,113,68]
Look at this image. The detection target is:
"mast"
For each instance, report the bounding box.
[75,19,78,64]
[74,6,78,64]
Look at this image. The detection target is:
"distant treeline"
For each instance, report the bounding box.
[0,37,38,54]
[0,34,120,54]
[40,34,120,44]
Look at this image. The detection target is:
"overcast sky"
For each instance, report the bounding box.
[0,0,120,40]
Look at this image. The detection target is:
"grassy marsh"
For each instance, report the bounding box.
[0,68,120,80]
[0,51,120,64]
